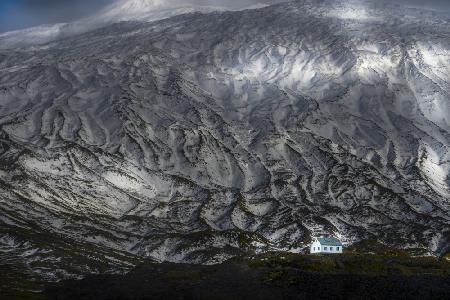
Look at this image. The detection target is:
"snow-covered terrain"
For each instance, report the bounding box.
[0,0,449,284]
[0,0,278,49]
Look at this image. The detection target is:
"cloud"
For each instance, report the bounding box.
[1,0,449,33]
[0,0,289,32]
[0,0,111,32]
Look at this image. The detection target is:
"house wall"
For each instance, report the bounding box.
[320,245,343,253]
[310,240,343,254]
[310,240,322,253]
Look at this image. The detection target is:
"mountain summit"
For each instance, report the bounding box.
[0,0,273,49]
[97,0,229,22]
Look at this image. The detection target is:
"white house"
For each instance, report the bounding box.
[310,237,343,254]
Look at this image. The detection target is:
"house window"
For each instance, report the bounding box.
[324,247,327,251]
[337,247,340,251]
[330,247,333,251]
[318,247,320,250]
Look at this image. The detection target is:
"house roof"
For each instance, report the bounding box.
[317,237,342,246]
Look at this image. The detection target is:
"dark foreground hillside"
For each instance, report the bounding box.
[42,253,450,300]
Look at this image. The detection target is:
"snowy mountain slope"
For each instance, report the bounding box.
[0,0,449,283]
[0,0,274,50]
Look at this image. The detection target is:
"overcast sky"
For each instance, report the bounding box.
[1,0,450,33]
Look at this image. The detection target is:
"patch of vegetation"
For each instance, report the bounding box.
[162,270,202,281]
[246,251,450,276]
[1,289,46,300]
[247,251,295,268]
[345,239,410,257]
[45,257,450,300]
[443,252,450,261]
[263,271,284,283]
[237,232,253,247]
[0,264,46,300]
[0,222,143,299]
[235,192,251,214]
[172,175,197,188]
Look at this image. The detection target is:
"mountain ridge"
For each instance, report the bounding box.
[0,0,275,49]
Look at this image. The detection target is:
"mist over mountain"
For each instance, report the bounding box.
[0,0,449,295]
[0,0,288,32]
[2,0,450,33]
